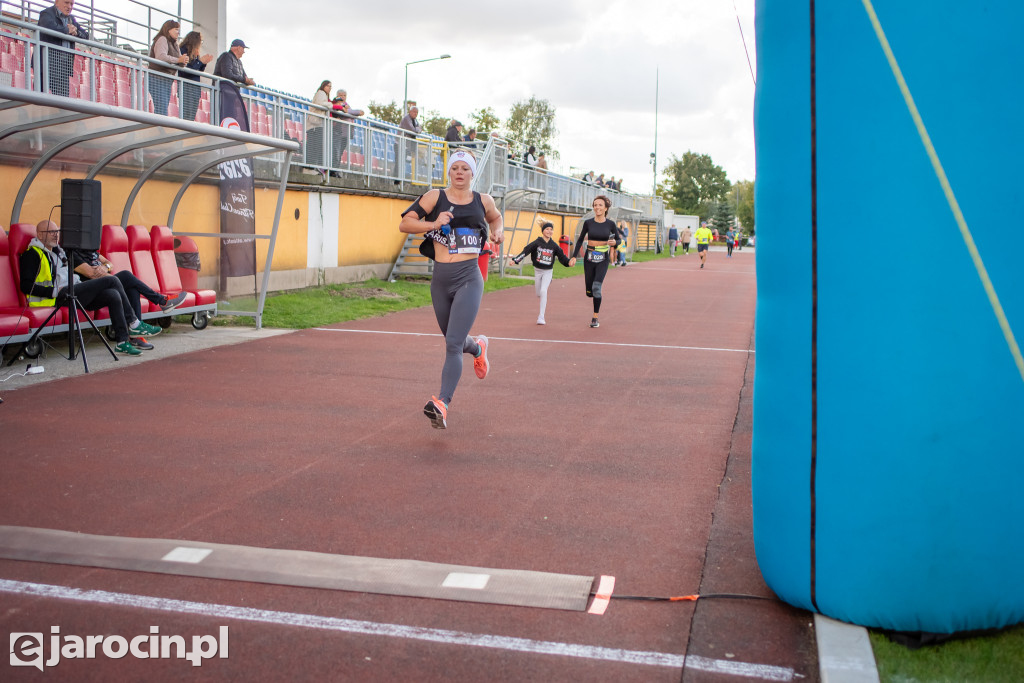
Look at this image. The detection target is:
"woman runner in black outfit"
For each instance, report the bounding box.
[399,150,504,429]
[571,195,621,328]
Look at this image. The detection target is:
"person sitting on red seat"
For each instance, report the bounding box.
[69,245,186,351]
[19,220,162,356]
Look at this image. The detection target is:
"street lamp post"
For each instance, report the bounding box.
[404,54,451,115]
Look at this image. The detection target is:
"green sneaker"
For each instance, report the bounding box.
[115,340,143,356]
[129,321,162,337]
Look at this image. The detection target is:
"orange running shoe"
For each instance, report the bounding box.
[423,396,448,429]
[473,335,489,379]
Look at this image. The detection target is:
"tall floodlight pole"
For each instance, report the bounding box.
[404,54,451,114]
[652,67,659,197]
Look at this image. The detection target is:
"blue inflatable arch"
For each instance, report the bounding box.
[753,0,1024,633]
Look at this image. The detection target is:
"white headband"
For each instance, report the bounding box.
[446,150,477,177]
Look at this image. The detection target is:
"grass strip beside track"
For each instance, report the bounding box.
[869,625,1024,683]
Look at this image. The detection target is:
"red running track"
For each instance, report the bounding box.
[0,248,819,682]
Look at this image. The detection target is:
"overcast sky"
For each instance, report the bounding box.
[111,0,757,194]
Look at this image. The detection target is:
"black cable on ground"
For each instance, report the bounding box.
[592,592,774,603]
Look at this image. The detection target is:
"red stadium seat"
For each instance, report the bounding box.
[150,226,213,305]
[125,225,166,293]
[100,225,152,313]
[7,223,65,327]
[0,229,33,338]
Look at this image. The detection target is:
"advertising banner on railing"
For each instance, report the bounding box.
[217,81,257,280]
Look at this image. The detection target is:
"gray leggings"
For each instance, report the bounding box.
[431,259,483,404]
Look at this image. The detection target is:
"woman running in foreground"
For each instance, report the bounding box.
[571,195,621,328]
[399,150,504,429]
[510,220,576,325]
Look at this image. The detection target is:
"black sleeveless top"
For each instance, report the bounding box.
[406,190,489,260]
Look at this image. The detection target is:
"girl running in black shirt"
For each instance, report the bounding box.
[511,220,576,324]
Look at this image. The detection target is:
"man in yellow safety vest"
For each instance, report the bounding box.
[19,220,163,355]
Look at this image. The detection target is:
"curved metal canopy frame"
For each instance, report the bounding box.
[0,85,299,327]
[11,123,149,223]
[495,187,545,277]
[84,132,198,181]
[166,148,293,328]
[167,149,270,230]
[119,140,241,228]
[0,112,91,143]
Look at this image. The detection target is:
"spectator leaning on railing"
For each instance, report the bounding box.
[213,39,254,86]
[148,20,188,116]
[37,0,89,97]
[536,152,548,173]
[305,79,332,171]
[178,31,213,122]
[399,104,422,136]
[398,104,423,178]
[523,145,537,166]
[445,120,464,143]
[331,89,363,167]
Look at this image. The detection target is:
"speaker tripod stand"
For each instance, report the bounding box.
[10,258,118,374]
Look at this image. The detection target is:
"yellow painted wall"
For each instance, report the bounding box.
[0,165,204,231]
[1,165,309,278]
[255,189,308,272]
[2,163,583,285]
[337,195,411,266]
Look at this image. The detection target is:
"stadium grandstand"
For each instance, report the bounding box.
[0,0,664,345]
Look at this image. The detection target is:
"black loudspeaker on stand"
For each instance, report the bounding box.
[61,179,103,251]
[11,180,117,373]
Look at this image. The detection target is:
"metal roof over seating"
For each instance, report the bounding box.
[0,84,300,326]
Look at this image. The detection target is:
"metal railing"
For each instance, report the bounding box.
[0,14,664,219]
[0,15,219,119]
[0,0,193,52]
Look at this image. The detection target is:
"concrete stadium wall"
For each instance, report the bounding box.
[2,166,584,292]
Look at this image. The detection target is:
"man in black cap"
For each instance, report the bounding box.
[214,39,254,85]
[444,119,463,143]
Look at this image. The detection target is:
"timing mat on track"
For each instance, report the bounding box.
[0,525,595,611]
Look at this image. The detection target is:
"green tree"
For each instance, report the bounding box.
[470,106,500,135]
[661,151,731,219]
[367,100,401,125]
[734,179,755,233]
[422,110,449,138]
[505,96,558,159]
[710,200,734,234]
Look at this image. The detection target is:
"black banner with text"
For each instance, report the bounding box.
[218,81,256,279]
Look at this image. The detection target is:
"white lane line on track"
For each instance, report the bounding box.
[0,578,793,678]
[686,655,797,681]
[637,266,757,274]
[314,328,754,354]
[1,579,680,667]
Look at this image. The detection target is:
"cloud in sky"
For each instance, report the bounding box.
[113,0,757,192]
